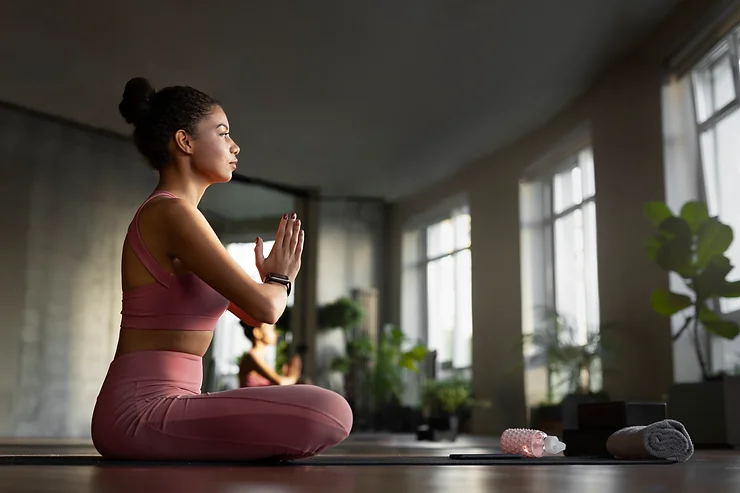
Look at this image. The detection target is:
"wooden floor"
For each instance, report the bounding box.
[0,434,737,493]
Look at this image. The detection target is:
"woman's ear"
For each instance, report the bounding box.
[173,129,194,155]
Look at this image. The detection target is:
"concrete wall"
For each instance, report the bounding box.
[0,104,156,437]
[316,200,386,307]
[314,199,387,389]
[388,0,733,434]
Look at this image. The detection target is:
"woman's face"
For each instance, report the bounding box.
[188,105,241,182]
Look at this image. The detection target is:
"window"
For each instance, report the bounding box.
[551,150,599,347]
[520,146,600,402]
[402,204,472,370]
[691,27,740,315]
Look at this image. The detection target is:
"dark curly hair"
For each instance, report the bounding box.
[118,77,219,170]
[240,320,257,343]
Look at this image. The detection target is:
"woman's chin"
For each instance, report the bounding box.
[214,171,234,183]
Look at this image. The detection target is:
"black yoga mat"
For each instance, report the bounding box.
[0,454,678,466]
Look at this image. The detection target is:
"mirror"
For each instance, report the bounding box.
[199,178,298,391]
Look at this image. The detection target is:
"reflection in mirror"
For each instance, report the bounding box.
[199,179,296,392]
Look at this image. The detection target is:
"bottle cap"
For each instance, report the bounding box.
[543,436,566,455]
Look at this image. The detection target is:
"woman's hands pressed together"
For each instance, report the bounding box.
[255,212,304,283]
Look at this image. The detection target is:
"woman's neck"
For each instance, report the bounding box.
[156,166,210,207]
[250,341,267,357]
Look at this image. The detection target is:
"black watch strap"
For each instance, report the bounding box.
[264,273,291,296]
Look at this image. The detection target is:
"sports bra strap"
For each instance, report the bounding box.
[127,191,178,287]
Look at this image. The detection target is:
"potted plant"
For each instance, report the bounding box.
[314,296,364,391]
[318,297,364,331]
[644,199,740,446]
[524,309,610,435]
[419,377,474,441]
[330,323,427,432]
[369,325,428,432]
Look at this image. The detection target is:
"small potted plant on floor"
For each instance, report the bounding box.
[418,377,487,441]
[525,309,610,435]
[644,200,740,446]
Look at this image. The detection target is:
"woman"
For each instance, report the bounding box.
[90,77,352,461]
[237,321,304,387]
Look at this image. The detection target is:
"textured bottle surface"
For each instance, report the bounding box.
[500,428,547,457]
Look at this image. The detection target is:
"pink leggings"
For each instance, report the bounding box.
[91,350,353,461]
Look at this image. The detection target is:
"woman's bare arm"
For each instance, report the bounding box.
[159,198,288,324]
[228,303,263,328]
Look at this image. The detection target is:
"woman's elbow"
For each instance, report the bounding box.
[254,298,284,326]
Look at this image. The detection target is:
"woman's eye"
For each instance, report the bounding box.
[221,132,229,138]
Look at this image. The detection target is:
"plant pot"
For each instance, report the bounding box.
[668,375,740,447]
[417,414,459,441]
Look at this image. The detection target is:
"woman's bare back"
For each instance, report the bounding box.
[115,197,214,358]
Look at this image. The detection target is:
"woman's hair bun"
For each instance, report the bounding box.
[119,77,156,126]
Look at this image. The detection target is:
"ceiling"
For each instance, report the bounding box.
[1,0,682,200]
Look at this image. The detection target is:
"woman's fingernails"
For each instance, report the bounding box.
[283,214,288,219]
[291,213,297,219]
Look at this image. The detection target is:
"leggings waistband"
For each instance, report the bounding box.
[103,350,203,389]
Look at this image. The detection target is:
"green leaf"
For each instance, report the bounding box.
[399,345,428,371]
[719,280,740,298]
[644,201,673,227]
[650,288,692,316]
[695,255,733,299]
[407,345,428,360]
[699,308,740,339]
[655,217,694,275]
[696,217,733,267]
[680,201,709,234]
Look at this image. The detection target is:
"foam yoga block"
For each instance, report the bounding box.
[606,419,694,462]
[578,401,667,430]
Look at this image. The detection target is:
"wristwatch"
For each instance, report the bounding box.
[264,273,291,295]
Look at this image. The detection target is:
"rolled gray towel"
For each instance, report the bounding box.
[606,419,694,462]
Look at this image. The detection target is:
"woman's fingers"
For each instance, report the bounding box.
[282,213,296,249]
[274,214,289,247]
[296,229,305,255]
[290,219,301,251]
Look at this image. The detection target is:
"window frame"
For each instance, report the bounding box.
[524,147,597,326]
[520,143,600,401]
[689,25,740,323]
[401,195,472,371]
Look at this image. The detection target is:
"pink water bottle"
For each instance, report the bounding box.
[500,428,566,457]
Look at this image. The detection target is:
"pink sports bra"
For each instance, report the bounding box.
[120,191,229,331]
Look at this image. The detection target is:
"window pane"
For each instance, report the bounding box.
[692,41,735,123]
[699,107,740,313]
[453,249,473,368]
[553,164,583,214]
[554,209,589,344]
[426,219,455,258]
[712,54,735,112]
[580,148,596,199]
[427,255,456,363]
[692,66,713,123]
[454,212,471,250]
